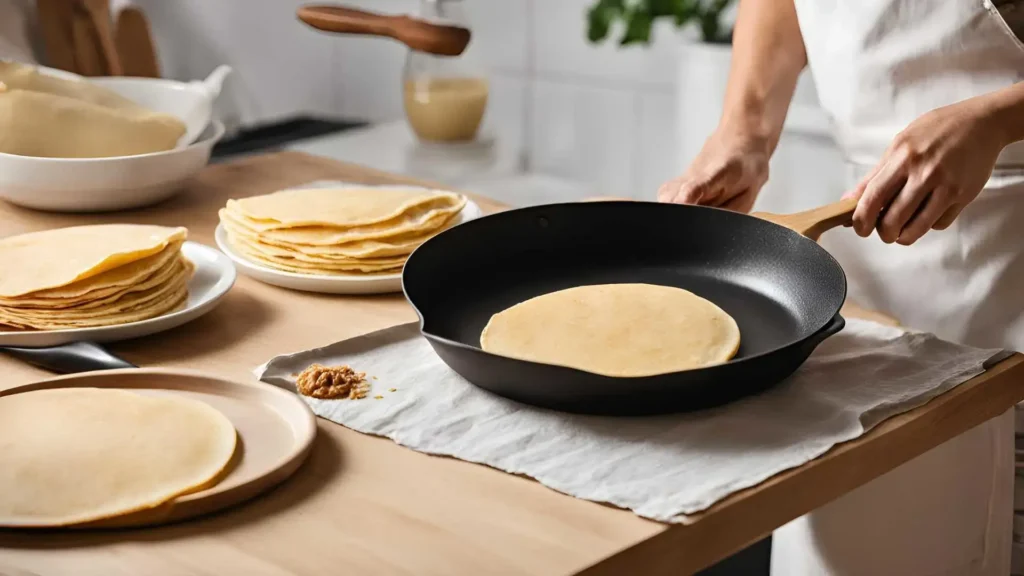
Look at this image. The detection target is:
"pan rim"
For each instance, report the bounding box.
[402,200,848,380]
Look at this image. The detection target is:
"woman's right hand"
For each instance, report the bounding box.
[657,130,771,214]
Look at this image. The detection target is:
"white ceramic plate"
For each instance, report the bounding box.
[215,190,483,295]
[0,242,236,347]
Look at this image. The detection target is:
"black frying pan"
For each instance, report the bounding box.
[402,199,857,416]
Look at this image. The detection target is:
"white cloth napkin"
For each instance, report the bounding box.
[255,319,1005,523]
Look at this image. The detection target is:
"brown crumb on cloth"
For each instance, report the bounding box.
[296,363,370,400]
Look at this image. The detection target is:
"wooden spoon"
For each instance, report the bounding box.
[70,11,105,76]
[37,0,79,73]
[296,5,471,56]
[79,0,122,75]
[115,6,161,78]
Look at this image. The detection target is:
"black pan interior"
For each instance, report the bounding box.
[406,201,845,354]
[402,201,847,414]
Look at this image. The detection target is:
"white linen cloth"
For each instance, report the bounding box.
[255,318,1005,522]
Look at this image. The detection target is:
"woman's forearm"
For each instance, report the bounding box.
[982,82,1024,147]
[719,0,808,154]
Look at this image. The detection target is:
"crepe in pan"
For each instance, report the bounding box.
[480,283,741,377]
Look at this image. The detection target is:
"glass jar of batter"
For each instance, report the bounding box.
[402,0,489,143]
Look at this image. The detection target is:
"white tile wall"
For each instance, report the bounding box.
[634,90,680,200]
[463,0,530,74]
[115,0,840,205]
[532,0,683,89]
[124,0,339,129]
[484,73,527,159]
[529,79,637,197]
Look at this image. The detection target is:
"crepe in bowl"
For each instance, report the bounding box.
[0,61,186,158]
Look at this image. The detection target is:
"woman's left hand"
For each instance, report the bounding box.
[845,96,1009,244]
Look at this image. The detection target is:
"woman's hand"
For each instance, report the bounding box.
[657,130,771,214]
[846,96,1009,245]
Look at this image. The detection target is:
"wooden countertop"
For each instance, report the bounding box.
[1,151,1022,576]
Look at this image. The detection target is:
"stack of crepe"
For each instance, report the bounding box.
[0,224,192,330]
[218,186,467,276]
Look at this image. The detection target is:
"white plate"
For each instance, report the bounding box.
[215,186,483,295]
[0,242,236,347]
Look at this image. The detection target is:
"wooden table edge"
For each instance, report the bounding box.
[578,353,1024,575]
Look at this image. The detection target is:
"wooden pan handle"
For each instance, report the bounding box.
[752,197,857,241]
[580,196,856,241]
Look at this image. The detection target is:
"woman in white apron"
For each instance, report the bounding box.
[660,0,1024,573]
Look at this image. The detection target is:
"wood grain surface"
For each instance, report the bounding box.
[0,151,1020,576]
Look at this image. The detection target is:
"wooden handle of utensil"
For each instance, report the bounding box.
[297,4,471,56]
[752,197,858,241]
[115,6,161,78]
[71,11,105,76]
[297,5,399,38]
[80,0,122,75]
[37,0,79,73]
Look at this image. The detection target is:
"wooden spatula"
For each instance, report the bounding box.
[115,6,161,78]
[296,4,471,56]
[71,11,105,76]
[79,0,122,75]
[37,0,79,73]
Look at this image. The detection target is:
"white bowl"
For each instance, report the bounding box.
[88,66,231,146]
[33,64,231,147]
[0,120,225,213]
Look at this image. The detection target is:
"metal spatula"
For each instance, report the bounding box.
[0,342,136,374]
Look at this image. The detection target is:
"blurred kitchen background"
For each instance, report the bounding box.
[83,0,843,215]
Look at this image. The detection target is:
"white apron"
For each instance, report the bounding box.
[773,1,1024,574]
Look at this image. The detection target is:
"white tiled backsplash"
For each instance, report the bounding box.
[124,0,842,207]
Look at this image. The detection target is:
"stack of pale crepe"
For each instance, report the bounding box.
[0,224,192,330]
[218,186,467,276]
[0,387,237,528]
[0,61,186,158]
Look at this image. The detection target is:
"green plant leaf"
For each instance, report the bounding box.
[646,0,677,17]
[585,0,625,43]
[585,0,735,46]
[620,6,653,45]
[673,0,698,26]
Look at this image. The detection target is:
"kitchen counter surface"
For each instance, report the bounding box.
[0,151,1022,576]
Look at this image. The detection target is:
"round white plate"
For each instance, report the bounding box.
[0,242,236,347]
[215,198,483,295]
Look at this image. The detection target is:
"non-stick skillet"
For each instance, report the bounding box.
[402,198,857,416]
